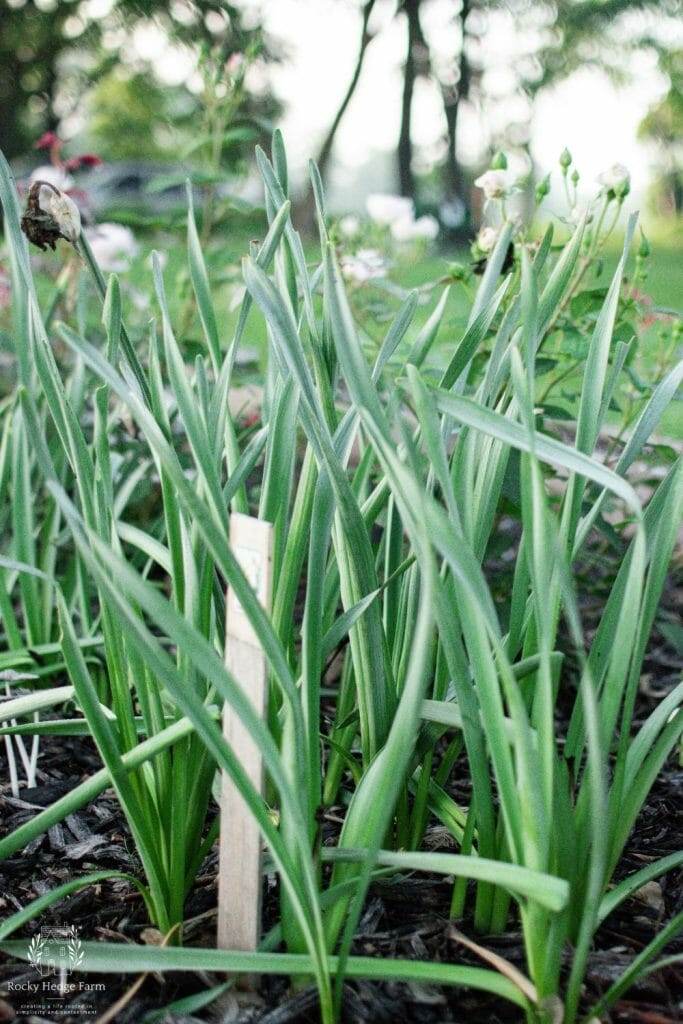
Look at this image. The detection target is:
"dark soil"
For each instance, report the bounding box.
[1,538,682,1024]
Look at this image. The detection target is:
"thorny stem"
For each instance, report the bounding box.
[603,393,637,463]
[538,357,583,405]
[561,171,572,210]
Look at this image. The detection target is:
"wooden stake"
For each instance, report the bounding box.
[217,513,274,952]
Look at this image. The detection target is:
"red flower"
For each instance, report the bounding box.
[35,131,62,151]
[64,154,103,172]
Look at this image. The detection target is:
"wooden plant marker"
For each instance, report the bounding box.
[217,513,274,953]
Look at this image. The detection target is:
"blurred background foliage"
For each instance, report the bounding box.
[87,72,184,163]
[638,47,683,218]
[0,0,680,434]
[0,0,278,167]
[0,0,680,224]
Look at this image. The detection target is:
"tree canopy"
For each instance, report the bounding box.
[0,0,272,160]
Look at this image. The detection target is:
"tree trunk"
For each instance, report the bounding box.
[294,0,377,230]
[316,0,377,181]
[397,0,423,199]
[439,0,471,238]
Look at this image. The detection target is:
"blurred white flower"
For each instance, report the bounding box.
[476,226,498,253]
[37,184,81,244]
[129,287,149,311]
[597,163,630,193]
[341,248,387,283]
[29,165,74,192]
[357,248,386,268]
[226,52,245,76]
[474,169,508,200]
[366,193,414,226]
[86,222,138,273]
[0,267,10,309]
[391,214,439,242]
[339,214,360,238]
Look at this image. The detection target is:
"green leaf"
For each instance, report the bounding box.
[0,940,530,1011]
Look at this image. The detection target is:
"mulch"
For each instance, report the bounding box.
[1,538,682,1024]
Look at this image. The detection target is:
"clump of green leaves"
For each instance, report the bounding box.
[0,135,682,1024]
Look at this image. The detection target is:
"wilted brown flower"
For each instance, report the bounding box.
[21,180,81,252]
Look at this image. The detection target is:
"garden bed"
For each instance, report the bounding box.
[2,742,681,1023]
[1,134,683,1024]
[2,535,681,1024]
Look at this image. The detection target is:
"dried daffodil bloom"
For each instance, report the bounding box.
[21,180,81,252]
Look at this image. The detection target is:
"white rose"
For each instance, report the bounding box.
[226,52,245,76]
[391,214,439,242]
[37,184,81,244]
[29,165,74,192]
[474,169,508,200]
[341,248,387,283]
[339,214,360,238]
[476,226,498,253]
[597,164,630,192]
[366,193,414,226]
[355,248,386,269]
[85,222,138,273]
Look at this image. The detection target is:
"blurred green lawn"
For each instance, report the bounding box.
[100,225,683,439]
[6,219,681,438]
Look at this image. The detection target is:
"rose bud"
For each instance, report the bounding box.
[535,174,551,202]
